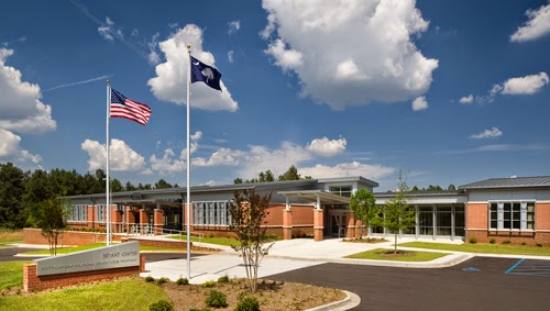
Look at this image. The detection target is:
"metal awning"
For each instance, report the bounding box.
[278,190,350,204]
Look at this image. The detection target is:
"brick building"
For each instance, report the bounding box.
[65,175,550,245]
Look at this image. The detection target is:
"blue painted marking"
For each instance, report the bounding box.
[462,266,480,272]
[505,258,525,274]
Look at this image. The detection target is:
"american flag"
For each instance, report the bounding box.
[110,88,152,125]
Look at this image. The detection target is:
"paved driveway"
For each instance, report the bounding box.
[0,247,43,262]
[269,257,550,311]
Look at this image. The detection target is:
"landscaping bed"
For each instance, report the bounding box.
[158,278,346,311]
[343,237,388,243]
[400,241,550,256]
[347,248,448,262]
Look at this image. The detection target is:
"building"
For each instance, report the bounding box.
[65,175,550,245]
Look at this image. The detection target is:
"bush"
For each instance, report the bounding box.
[205,290,228,308]
[149,300,174,311]
[176,277,189,285]
[189,308,211,311]
[217,275,230,283]
[145,276,155,283]
[234,295,260,311]
[156,277,169,285]
[502,240,511,245]
[536,243,543,247]
[489,238,496,244]
[468,237,477,244]
[202,280,217,288]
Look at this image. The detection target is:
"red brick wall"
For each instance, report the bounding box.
[466,230,550,246]
[23,228,122,245]
[23,254,144,292]
[264,204,283,226]
[535,202,550,231]
[466,202,488,230]
[292,205,314,225]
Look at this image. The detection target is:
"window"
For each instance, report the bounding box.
[329,185,353,197]
[67,204,88,222]
[489,202,535,231]
[193,201,231,225]
[96,204,106,223]
[418,207,433,235]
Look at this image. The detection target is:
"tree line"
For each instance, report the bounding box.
[233,165,312,184]
[0,162,176,228]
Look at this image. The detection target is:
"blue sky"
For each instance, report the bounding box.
[1,0,549,191]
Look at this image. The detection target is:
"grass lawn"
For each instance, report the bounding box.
[20,243,190,256]
[347,248,448,262]
[0,229,23,246]
[400,241,550,256]
[0,261,27,291]
[0,278,168,311]
[167,234,240,247]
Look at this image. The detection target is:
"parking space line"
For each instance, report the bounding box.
[505,258,525,274]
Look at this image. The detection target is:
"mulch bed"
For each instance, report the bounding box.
[161,278,346,311]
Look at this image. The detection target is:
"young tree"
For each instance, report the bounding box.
[228,189,273,293]
[34,199,67,256]
[349,188,378,239]
[278,165,300,181]
[383,174,415,254]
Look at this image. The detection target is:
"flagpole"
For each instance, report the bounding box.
[186,44,192,280]
[105,80,111,246]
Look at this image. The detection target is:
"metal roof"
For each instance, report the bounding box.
[279,190,351,204]
[459,176,550,190]
[318,176,379,187]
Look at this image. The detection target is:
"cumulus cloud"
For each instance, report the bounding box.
[227,20,241,35]
[510,3,550,42]
[260,0,438,109]
[470,127,503,139]
[149,131,202,174]
[501,72,549,95]
[411,96,428,111]
[306,137,347,157]
[0,48,56,133]
[227,50,235,63]
[192,148,245,167]
[147,32,161,65]
[148,24,238,111]
[300,161,395,180]
[81,138,145,172]
[459,94,474,104]
[0,128,41,165]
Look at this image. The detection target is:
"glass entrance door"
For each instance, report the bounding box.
[327,210,347,238]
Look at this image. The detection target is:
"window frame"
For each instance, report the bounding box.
[487,200,536,232]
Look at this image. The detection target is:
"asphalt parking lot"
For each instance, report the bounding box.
[270,257,550,311]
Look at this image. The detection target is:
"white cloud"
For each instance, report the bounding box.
[510,4,550,42]
[459,94,474,104]
[148,24,239,111]
[306,137,347,157]
[192,148,244,167]
[260,0,438,109]
[0,48,56,133]
[147,32,161,65]
[501,72,549,95]
[227,20,241,35]
[265,39,303,71]
[0,128,41,165]
[470,127,503,139]
[300,161,395,180]
[238,142,312,178]
[411,96,428,111]
[81,138,145,172]
[149,131,202,173]
[227,50,235,63]
[97,17,123,42]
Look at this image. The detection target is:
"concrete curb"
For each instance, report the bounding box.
[305,290,361,311]
[326,253,473,268]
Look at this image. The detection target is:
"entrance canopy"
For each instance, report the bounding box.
[279,190,350,205]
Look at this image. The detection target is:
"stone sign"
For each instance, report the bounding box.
[35,241,140,276]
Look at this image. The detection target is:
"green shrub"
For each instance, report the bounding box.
[217,275,230,283]
[502,240,511,245]
[234,295,260,311]
[468,237,477,244]
[521,242,526,246]
[205,290,228,308]
[189,308,211,311]
[156,277,169,285]
[489,238,496,244]
[176,277,189,285]
[202,280,217,288]
[536,243,543,247]
[145,276,155,283]
[149,300,174,311]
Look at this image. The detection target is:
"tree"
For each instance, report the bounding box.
[125,182,137,191]
[34,199,67,256]
[349,188,378,239]
[111,179,124,192]
[0,163,26,228]
[228,189,273,293]
[154,179,172,189]
[233,178,243,184]
[278,165,300,181]
[382,174,415,254]
[447,184,456,191]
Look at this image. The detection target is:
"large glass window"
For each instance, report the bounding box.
[193,201,231,225]
[418,207,433,235]
[329,185,353,197]
[67,204,88,221]
[455,206,465,237]
[96,204,106,223]
[436,207,452,236]
[489,202,535,231]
